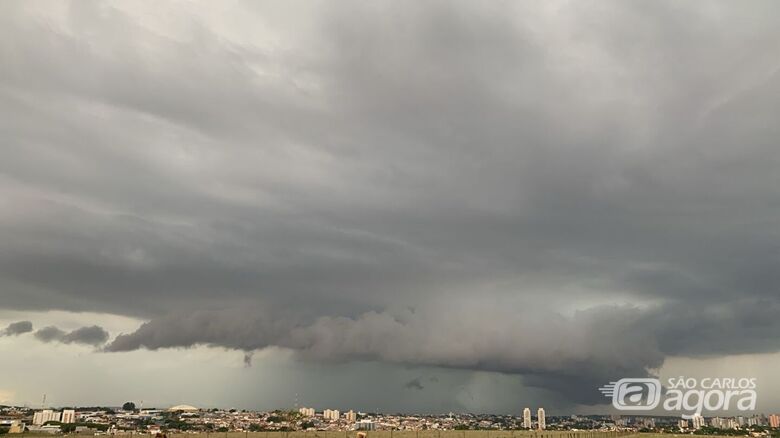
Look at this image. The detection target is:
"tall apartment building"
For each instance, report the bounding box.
[323,409,340,421]
[769,415,780,428]
[298,407,315,417]
[61,410,76,424]
[691,414,706,430]
[345,410,357,422]
[523,408,531,429]
[356,420,376,431]
[537,408,546,430]
[32,410,61,426]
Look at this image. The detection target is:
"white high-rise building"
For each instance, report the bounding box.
[298,407,315,417]
[691,414,706,430]
[523,408,531,429]
[323,409,340,421]
[346,410,357,422]
[61,410,76,424]
[356,420,376,431]
[32,410,60,426]
[537,408,546,430]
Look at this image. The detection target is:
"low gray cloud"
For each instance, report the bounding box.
[63,325,111,346]
[405,378,424,391]
[34,326,67,343]
[35,325,110,346]
[104,297,780,404]
[101,304,661,404]
[0,320,33,336]
[105,308,294,352]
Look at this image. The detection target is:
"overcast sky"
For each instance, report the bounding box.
[2,0,780,415]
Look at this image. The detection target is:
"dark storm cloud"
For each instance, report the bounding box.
[34,326,67,343]
[101,298,780,404]
[405,378,424,391]
[34,325,110,346]
[63,325,111,346]
[3,0,780,406]
[105,308,294,352]
[0,320,33,336]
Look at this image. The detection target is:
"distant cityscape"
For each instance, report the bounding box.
[2,403,780,436]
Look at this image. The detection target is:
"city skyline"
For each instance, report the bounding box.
[8,397,780,437]
[7,403,780,432]
[3,0,780,415]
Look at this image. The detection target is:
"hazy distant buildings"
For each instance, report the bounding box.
[711,417,730,429]
[32,410,60,426]
[678,419,688,429]
[356,420,376,431]
[717,417,726,428]
[614,417,628,427]
[168,405,199,412]
[523,408,531,429]
[61,410,76,424]
[298,407,315,417]
[691,414,705,430]
[346,410,357,422]
[537,408,546,430]
[323,409,340,421]
[769,415,780,428]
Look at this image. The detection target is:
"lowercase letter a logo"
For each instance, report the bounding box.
[599,378,661,410]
